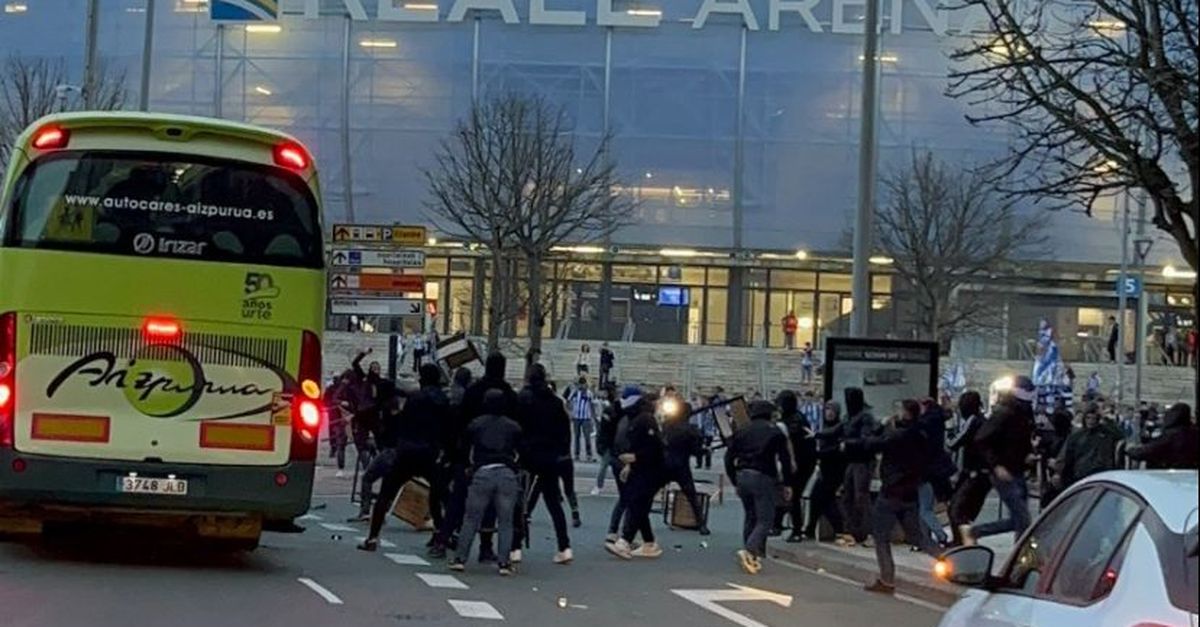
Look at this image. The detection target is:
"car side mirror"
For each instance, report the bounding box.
[935,546,995,588]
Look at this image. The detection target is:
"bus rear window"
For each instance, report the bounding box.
[4,150,322,268]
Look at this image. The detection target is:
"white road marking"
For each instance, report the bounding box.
[672,583,792,627]
[358,537,397,549]
[767,557,949,613]
[297,578,344,605]
[385,553,431,566]
[447,599,504,620]
[319,523,356,532]
[415,573,469,590]
[297,514,323,521]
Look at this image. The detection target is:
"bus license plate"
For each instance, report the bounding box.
[117,477,189,496]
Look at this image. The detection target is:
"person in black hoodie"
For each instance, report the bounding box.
[1126,402,1199,469]
[947,391,990,546]
[961,376,1035,545]
[850,399,941,595]
[347,377,401,522]
[606,391,667,560]
[452,353,520,563]
[778,391,817,543]
[515,364,574,565]
[593,383,620,494]
[726,400,793,574]
[358,364,448,551]
[449,389,524,576]
[804,400,847,540]
[662,402,711,535]
[915,398,955,547]
[428,367,478,558]
[838,387,877,545]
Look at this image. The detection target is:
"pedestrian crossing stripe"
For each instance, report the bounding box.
[385,553,430,566]
[448,600,504,620]
[415,573,469,589]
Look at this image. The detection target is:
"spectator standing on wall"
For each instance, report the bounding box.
[782,311,799,350]
[801,343,815,384]
[1106,315,1119,362]
[599,342,615,387]
[576,343,591,376]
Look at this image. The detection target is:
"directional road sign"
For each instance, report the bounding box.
[330,298,425,316]
[331,224,427,246]
[330,248,425,269]
[329,273,425,294]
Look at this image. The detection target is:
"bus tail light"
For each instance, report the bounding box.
[142,317,182,343]
[273,141,310,171]
[289,330,322,460]
[0,312,16,448]
[31,125,70,150]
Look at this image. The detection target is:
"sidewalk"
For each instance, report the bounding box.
[768,508,1018,606]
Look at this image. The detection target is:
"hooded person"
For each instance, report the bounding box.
[515,364,575,565]
[804,400,847,540]
[462,353,523,564]
[606,388,667,560]
[449,389,524,576]
[838,387,878,546]
[962,376,1036,545]
[948,391,991,546]
[915,399,955,546]
[726,400,793,574]
[358,364,448,551]
[661,400,711,535]
[777,391,817,543]
[605,385,646,541]
[1056,401,1125,488]
[1126,403,1198,469]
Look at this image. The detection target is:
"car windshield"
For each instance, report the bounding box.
[4,150,322,268]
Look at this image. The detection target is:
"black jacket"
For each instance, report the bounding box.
[1126,420,1199,470]
[842,410,879,464]
[663,419,703,468]
[948,413,987,472]
[916,405,956,482]
[465,414,523,471]
[595,402,619,456]
[975,400,1034,473]
[625,409,665,471]
[779,409,817,475]
[382,384,447,458]
[726,419,793,482]
[859,419,926,502]
[516,382,572,469]
[1058,421,1125,486]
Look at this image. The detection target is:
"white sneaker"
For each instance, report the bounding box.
[334,470,346,479]
[605,538,633,560]
[630,542,663,558]
[737,549,762,575]
[604,533,619,544]
[554,548,574,564]
[589,487,601,496]
[509,549,523,564]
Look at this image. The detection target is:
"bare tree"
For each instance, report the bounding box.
[948,1,1197,271]
[1,56,127,164]
[423,94,635,353]
[878,151,1043,349]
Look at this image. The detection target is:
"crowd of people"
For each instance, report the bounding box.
[323,346,1199,592]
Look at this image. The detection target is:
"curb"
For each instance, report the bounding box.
[767,539,963,608]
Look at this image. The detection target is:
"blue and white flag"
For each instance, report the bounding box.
[1032,319,1060,387]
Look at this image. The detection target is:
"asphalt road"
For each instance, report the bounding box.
[0,464,944,627]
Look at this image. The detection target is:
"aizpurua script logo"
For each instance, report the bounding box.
[45,342,295,420]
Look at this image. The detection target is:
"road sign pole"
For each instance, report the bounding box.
[1116,190,1129,404]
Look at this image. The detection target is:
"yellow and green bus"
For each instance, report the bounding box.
[0,112,325,548]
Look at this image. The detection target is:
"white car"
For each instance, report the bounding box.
[936,470,1198,627]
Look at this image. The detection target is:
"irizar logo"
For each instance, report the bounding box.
[46,343,294,421]
[132,233,208,257]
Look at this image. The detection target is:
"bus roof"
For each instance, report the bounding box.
[15,111,306,154]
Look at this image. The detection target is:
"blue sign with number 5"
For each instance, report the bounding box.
[1116,276,1142,297]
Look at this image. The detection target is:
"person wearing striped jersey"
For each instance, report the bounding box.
[567,377,597,463]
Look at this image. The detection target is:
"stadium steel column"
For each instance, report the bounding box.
[733,26,747,251]
[138,0,156,111]
[1116,190,1130,404]
[83,0,99,106]
[849,0,882,337]
[214,24,225,117]
[341,14,355,222]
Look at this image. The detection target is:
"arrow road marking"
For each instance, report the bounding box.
[671,583,793,627]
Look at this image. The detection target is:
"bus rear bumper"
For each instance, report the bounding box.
[0,450,314,531]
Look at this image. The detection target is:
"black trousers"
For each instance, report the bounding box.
[949,470,992,546]
[805,463,846,539]
[524,463,572,551]
[784,458,817,532]
[663,461,707,527]
[696,437,714,469]
[433,464,469,545]
[367,452,433,540]
[607,458,628,535]
[621,468,661,544]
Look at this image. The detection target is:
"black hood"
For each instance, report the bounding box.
[482,389,508,415]
[777,390,799,415]
[453,367,474,388]
[1164,403,1194,430]
[419,363,443,387]
[484,352,507,380]
[845,387,866,417]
